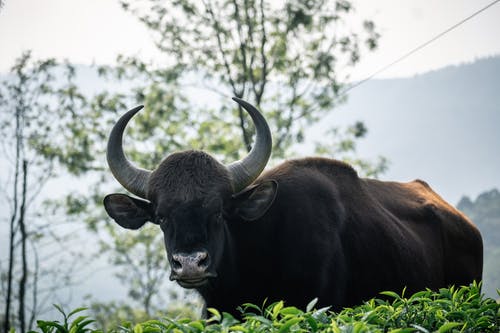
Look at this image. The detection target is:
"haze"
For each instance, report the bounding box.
[1,0,500,79]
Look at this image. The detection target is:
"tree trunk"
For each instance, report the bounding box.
[18,160,28,333]
[28,240,40,330]
[3,188,17,333]
[3,104,22,333]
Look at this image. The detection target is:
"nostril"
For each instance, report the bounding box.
[198,252,210,268]
[172,257,182,271]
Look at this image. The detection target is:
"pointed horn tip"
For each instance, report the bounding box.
[130,105,145,113]
[232,97,257,112]
[119,105,145,121]
[232,96,244,104]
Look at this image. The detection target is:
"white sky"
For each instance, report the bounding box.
[350,0,500,78]
[0,0,499,78]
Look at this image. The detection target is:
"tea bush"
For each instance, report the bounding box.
[25,283,499,333]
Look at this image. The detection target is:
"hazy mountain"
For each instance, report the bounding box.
[305,56,500,204]
[306,57,500,296]
[457,189,500,298]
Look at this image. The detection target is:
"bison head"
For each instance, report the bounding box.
[103,98,277,288]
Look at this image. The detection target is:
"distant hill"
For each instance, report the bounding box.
[304,56,500,204]
[457,189,500,298]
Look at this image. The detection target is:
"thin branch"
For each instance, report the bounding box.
[18,160,28,333]
[28,238,40,330]
[275,83,301,150]
[243,0,256,92]
[204,0,239,94]
[204,0,251,151]
[256,0,268,104]
[232,0,248,93]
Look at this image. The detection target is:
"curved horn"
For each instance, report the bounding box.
[227,97,272,192]
[107,106,151,198]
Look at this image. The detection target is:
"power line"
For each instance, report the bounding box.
[338,0,500,97]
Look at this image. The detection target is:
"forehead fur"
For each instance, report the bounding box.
[148,150,232,201]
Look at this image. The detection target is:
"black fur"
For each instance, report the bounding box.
[105,153,483,314]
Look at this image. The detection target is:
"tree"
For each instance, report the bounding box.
[0,52,87,332]
[49,0,384,322]
[116,0,379,157]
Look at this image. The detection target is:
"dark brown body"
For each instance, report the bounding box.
[199,157,483,311]
[104,99,483,315]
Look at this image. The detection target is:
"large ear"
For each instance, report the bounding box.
[103,194,154,230]
[232,180,278,221]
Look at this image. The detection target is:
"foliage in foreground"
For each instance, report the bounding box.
[27,284,499,333]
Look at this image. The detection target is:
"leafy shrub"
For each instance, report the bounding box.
[24,284,499,333]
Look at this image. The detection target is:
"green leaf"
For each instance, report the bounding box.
[306,298,318,312]
[380,291,402,300]
[69,315,87,329]
[280,306,301,316]
[305,315,318,331]
[134,323,144,333]
[53,304,67,319]
[229,325,248,332]
[410,324,430,333]
[76,319,96,331]
[437,322,462,333]
[207,308,221,322]
[189,320,205,331]
[67,307,88,319]
[278,317,303,333]
[272,301,284,318]
[240,303,261,313]
[143,320,170,329]
[40,320,67,333]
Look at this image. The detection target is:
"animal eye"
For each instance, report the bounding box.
[157,216,167,225]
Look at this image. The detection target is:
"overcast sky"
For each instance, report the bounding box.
[1,0,500,78]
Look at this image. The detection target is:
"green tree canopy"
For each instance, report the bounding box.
[0,52,87,332]
[110,0,379,158]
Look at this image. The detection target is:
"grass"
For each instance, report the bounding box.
[25,283,499,333]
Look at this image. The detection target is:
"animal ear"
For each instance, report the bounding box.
[232,180,278,221]
[103,194,154,229]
